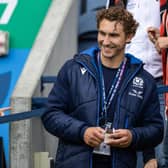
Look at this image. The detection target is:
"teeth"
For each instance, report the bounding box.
[103,46,115,49]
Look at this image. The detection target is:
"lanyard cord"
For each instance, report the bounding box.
[97,53,127,123]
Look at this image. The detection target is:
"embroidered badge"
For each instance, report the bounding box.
[128,77,144,99]
[128,89,143,99]
[132,77,144,89]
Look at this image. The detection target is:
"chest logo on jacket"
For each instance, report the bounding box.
[128,89,143,99]
[128,77,144,99]
[132,77,144,89]
[80,67,87,75]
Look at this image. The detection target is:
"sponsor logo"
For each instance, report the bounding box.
[128,89,143,99]
[132,77,144,89]
[128,77,144,99]
[80,67,87,75]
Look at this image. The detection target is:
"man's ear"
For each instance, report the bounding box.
[126,34,134,43]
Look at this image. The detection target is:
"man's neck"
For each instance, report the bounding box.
[100,54,125,68]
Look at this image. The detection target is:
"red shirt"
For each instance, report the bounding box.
[160,0,168,116]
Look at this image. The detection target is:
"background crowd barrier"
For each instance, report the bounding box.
[157,85,168,94]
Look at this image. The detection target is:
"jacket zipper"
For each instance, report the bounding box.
[117,64,142,128]
[112,64,142,168]
[76,60,100,168]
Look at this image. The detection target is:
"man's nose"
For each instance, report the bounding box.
[103,35,110,45]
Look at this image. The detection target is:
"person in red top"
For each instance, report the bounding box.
[159,0,168,118]
[148,0,168,167]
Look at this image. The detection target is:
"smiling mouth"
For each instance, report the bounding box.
[103,46,115,50]
[102,45,116,49]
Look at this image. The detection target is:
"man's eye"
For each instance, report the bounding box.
[99,31,106,36]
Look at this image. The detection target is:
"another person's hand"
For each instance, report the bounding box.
[84,127,105,147]
[144,159,157,168]
[147,27,168,53]
[147,27,160,44]
[155,36,168,51]
[105,129,132,148]
[0,107,11,116]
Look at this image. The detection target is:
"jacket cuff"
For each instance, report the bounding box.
[80,125,89,142]
[143,149,155,163]
[130,129,137,148]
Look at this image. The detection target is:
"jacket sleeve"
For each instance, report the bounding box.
[41,61,88,143]
[143,148,155,164]
[130,79,164,150]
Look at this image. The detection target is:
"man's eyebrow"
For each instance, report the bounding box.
[98,30,119,36]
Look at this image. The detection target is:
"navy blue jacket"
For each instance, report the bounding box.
[42,47,164,168]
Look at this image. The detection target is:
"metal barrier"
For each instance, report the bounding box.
[157,85,168,94]
[40,76,57,92]
[0,108,45,124]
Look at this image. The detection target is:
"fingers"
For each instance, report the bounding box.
[147,27,160,45]
[147,27,159,35]
[106,136,128,148]
[83,128,133,148]
[147,27,157,31]
[147,33,161,54]
[148,32,157,43]
[0,106,12,112]
[105,129,132,148]
[84,127,105,147]
[155,41,161,53]
[154,36,168,53]
[0,106,12,116]
[144,159,158,168]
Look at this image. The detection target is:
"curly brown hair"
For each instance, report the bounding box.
[96,7,139,36]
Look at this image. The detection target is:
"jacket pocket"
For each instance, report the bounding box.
[119,105,138,129]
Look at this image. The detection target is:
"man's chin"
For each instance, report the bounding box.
[102,51,114,58]
[103,54,114,58]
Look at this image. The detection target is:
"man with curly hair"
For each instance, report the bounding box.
[42,7,164,168]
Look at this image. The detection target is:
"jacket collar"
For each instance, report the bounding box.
[80,46,143,65]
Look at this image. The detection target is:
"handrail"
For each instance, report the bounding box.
[40,76,57,92]
[0,108,45,124]
[157,85,168,94]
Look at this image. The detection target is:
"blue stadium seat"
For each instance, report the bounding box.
[86,0,106,12]
[78,11,97,51]
[78,11,97,37]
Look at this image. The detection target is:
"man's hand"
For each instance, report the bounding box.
[84,127,105,147]
[0,107,11,116]
[144,159,157,168]
[105,129,132,148]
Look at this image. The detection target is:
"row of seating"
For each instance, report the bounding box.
[78,0,107,51]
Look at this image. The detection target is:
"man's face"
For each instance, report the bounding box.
[97,19,131,60]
